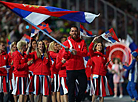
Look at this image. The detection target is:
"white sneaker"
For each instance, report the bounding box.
[113,95,117,98]
[119,94,123,98]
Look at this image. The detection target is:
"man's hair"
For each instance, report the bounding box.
[70,26,78,31]
[17,40,27,50]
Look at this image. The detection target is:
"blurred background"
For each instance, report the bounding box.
[0,0,138,45]
[0,0,138,100]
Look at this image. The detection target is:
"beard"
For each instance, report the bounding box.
[71,34,78,40]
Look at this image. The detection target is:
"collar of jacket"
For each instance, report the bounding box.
[94,51,105,57]
[68,36,81,42]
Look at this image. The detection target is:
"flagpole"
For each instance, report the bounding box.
[23,18,67,49]
[30,35,32,42]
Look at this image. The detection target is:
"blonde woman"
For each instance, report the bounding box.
[12,40,33,102]
[48,41,60,102]
[8,42,17,102]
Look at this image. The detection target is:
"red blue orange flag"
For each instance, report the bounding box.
[101,28,119,43]
[31,22,52,37]
[21,34,32,42]
[0,1,99,24]
[80,24,95,37]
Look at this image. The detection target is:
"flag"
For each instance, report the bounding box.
[135,48,138,53]
[101,28,119,43]
[31,26,39,37]
[39,22,52,34]
[80,24,95,37]
[6,39,11,53]
[0,1,99,23]
[126,34,138,52]
[0,1,49,26]
[31,22,52,37]
[21,34,32,42]
[83,56,89,67]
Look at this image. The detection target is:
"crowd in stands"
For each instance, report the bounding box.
[0,0,138,44]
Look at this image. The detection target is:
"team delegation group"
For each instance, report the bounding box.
[0,26,138,102]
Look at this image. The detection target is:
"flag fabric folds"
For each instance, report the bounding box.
[39,22,52,34]
[80,24,95,37]
[0,1,99,24]
[83,56,89,67]
[101,28,119,43]
[21,34,32,42]
[31,26,39,38]
[31,22,52,37]
[126,34,138,52]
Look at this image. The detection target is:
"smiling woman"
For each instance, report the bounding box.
[88,36,113,102]
[26,40,51,102]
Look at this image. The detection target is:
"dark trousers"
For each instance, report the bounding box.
[66,69,87,102]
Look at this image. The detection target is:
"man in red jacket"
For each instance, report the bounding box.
[0,41,9,102]
[62,26,87,102]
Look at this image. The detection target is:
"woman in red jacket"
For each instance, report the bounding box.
[56,50,68,102]
[0,41,10,102]
[27,40,51,102]
[12,40,33,102]
[56,37,68,102]
[26,39,37,102]
[8,42,17,101]
[48,41,60,102]
[88,37,113,102]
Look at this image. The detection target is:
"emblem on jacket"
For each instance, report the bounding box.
[4,57,6,60]
[78,45,80,48]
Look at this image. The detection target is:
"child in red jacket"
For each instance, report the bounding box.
[88,37,113,102]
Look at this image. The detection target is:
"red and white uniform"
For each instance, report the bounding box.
[28,51,51,96]
[26,52,35,94]
[56,49,68,95]
[8,52,15,91]
[85,58,91,93]
[12,51,29,95]
[87,42,113,97]
[0,51,9,93]
[62,36,87,70]
[49,51,60,92]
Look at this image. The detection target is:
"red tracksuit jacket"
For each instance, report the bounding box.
[88,42,110,76]
[62,36,88,70]
[8,52,15,80]
[27,52,35,72]
[13,51,28,77]
[56,49,66,78]
[0,51,9,76]
[49,51,59,78]
[29,51,52,75]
